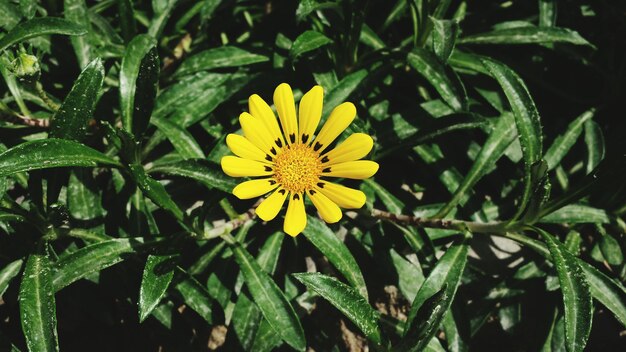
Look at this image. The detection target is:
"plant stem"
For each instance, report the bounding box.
[33,81,60,111]
[370,208,510,234]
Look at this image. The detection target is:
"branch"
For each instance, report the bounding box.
[370,208,509,234]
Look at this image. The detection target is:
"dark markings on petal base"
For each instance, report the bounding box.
[302,134,309,143]
[264,166,273,172]
[275,139,282,148]
[270,147,277,155]
[309,190,316,195]
[265,154,273,162]
[293,194,300,200]
[317,182,325,188]
[321,156,329,163]
[269,180,277,185]
[322,167,331,173]
[313,142,323,152]
[289,134,296,144]
[278,189,286,195]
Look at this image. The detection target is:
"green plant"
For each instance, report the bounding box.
[0,0,625,351]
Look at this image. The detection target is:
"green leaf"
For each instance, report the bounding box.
[584,120,604,174]
[231,242,306,351]
[117,0,136,42]
[539,0,557,27]
[50,58,104,141]
[67,169,105,220]
[390,249,424,304]
[174,269,214,324]
[405,238,469,331]
[139,254,177,322]
[396,285,449,352]
[148,0,179,38]
[303,216,368,299]
[431,17,459,63]
[120,34,159,138]
[150,116,204,159]
[175,46,269,77]
[0,259,23,297]
[290,30,332,60]
[377,113,488,159]
[293,273,382,344]
[459,26,592,46]
[435,113,517,217]
[579,261,626,327]
[64,0,93,68]
[407,48,468,111]
[321,69,367,118]
[544,109,595,170]
[534,228,592,352]
[0,17,87,52]
[129,164,185,222]
[0,139,120,177]
[19,252,59,352]
[19,0,36,19]
[52,238,145,291]
[599,235,623,266]
[539,204,609,224]
[232,232,284,350]
[147,159,236,193]
[360,24,385,50]
[481,58,543,220]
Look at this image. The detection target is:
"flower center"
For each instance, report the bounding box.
[273,143,322,194]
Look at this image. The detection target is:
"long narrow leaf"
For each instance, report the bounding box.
[303,216,368,299]
[231,243,306,351]
[293,273,382,344]
[19,252,59,352]
[534,227,592,352]
[0,139,120,177]
[481,58,543,220]
[0,17,86,52]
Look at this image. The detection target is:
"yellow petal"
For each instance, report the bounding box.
[321,160,379,179]
[273,83,298,145]
[284,193,306,236]
[316,181,366,209]
[226,134,268,161]
[239,112,279,157]
[298,85,323,145]
[312,102,356,153]
[221,156,273,177]
[233,178,279,199]
[308,189,342,223]
[249,94,285,148]
[321,133,373,165]
[255,188,288,221]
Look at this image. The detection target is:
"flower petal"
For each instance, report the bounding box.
[221,156,273,177]
[298,85,323,145]
[273,83,298,145]
[311,102,356,154]
[233,178,279,199]
[308,189,342,223]
[321,160,379,179]
[321,133,373,165]
[284,193,306,236]
[249,94,285,148]
[316,181,366,209]
[256,188,288,221]
[226,134,268,161]
[240,112,280,157]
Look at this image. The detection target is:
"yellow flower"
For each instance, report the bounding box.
[221,83,379,236]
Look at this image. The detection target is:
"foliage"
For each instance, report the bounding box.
[0,0,625,351]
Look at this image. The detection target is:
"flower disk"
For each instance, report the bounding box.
[274,144,322,194]
[221,83,379,236]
